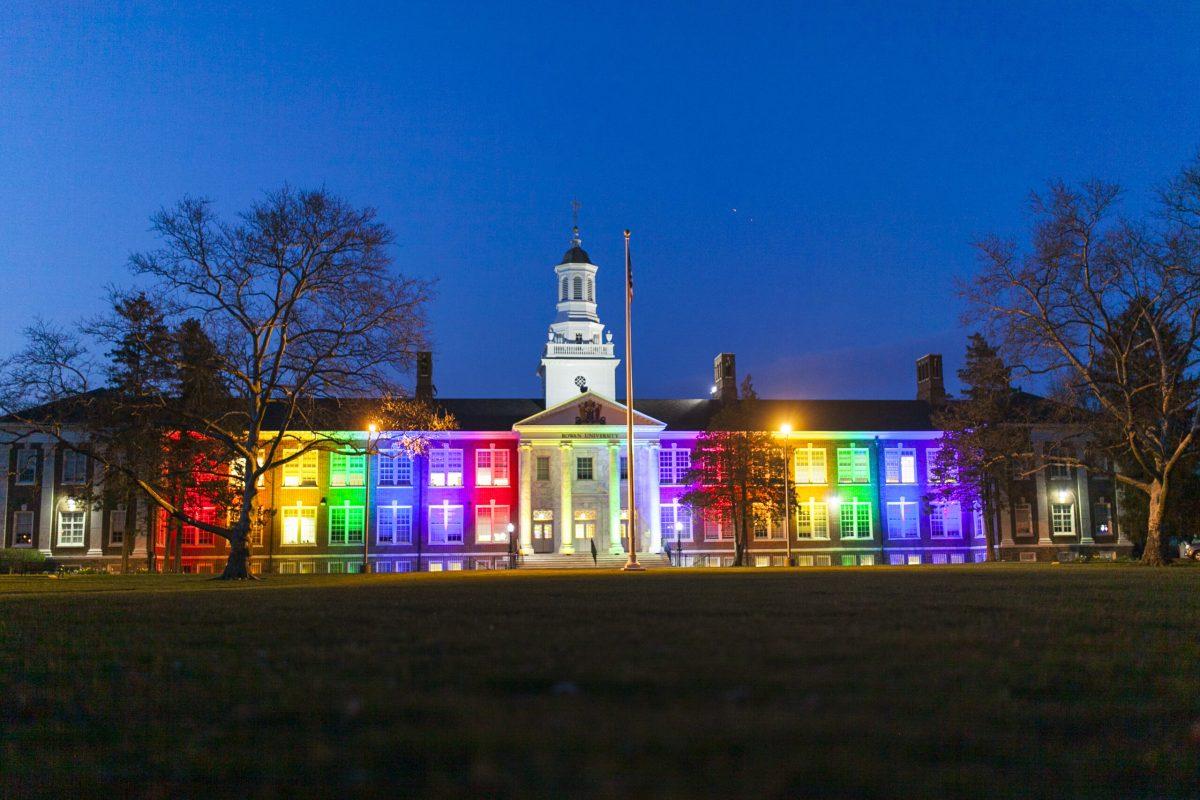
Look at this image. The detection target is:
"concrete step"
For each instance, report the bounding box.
[518,552,671,570]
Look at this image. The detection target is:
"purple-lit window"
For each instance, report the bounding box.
[929,502,962,538]
[886,499,919,539]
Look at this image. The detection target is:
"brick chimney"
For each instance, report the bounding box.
[714,353,737,404]
[415,351,435,402]
[916,353,945,405]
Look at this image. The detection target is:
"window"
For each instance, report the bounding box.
[576,456,594,481]
[793,445,827,484]
[329,452,366,487]
[328,561,345,574]
[972,504,986,539]
[1051,503,1075,536]
[475,446,510,487]
[109,508,127,545]
[377,452,413,486]
[12,510,34,546]
[475,503,511,543]
[886,499,919,539]
[752,515,769,540]
[929,502,962,539]
[15,449,38,485]
[281,448,318,487]
[61,450,89,484]
[535,456,550,482]
[429,447,463,487]
[182,507,216,546]
[884,448,916,484]
[658,447,691,485]
[329,505,365,545]
[838,499,872,539]
[619,456,628,481]
[560,276,568,301]
[587,278,594,301]
[429,503,464,543]
[703,512,731,540]
[58,510,85,546]
[659,502,693,541]
[1014,501,1033,537]
[572,276,583,300]
[926,447,956,484]
[1046,452,1073,480]
[837,447,871,484]
[281,506,317,545]
[1094,499,1113,538]
[796,499,829,539]
[377,504,413,544]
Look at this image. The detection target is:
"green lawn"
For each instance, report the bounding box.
[2,566,1199,798]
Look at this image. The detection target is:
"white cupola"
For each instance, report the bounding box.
[538,226,620,407]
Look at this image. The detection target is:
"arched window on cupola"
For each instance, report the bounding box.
[560,277,568,301]
[573,276,583,300]
[587,279,594,301]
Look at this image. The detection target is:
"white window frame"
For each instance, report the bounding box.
[929,501,962,539]
[183,506,217,546]
[838,498,872,539]
[429,502,464,544]
[329,451,366,487]
[12,510,35,546]
[926,447,957,484]
[884,447,916,485]
[795,498,829,539]
[1051,503,1075,537]
[475,446,510,487]
[376,504,413,545]
[658,446,691,486]
[429,447,464,487]
[535,455,550,482]
[60,450,89,485]
[475,502,511,544]
[1014,501,1033,537]
[57,509,86,547]
[659,501,693,542]
[14,449,38,485]
[837,447,871,485]
[377,452,413,487]
[576,456,594,482]
[793,445,827,485]
[703,511,731,541]
[281,505,317,545]
[281,448,318,487]
[329,504,365,545]
[886,498,919,539]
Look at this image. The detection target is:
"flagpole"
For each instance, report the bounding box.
[623,229,644,571]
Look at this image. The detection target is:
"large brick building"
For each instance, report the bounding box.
[0,230,1133,571]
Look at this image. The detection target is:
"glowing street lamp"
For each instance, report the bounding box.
[674,520,683,567]
[506,522,516,569]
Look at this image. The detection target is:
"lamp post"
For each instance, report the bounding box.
[674,520,683,567]
[780,423,793,567]
[362,422,378,574]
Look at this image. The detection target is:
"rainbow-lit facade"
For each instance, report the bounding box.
[0,230,1134,570]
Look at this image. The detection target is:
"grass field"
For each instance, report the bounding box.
[2,566,1199,799]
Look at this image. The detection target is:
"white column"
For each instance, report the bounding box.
[1077,463,1094,545]
[1034,443,1052,545]
[647,442,662,553]
[518,442,533,555]
[38,445,54,555]
[132,496,148,558]
[0,444,9,545]
[608,441,623,554]
[87,503,104,557]
[558,442,574,554]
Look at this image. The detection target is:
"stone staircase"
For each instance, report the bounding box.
[518,552,672,570]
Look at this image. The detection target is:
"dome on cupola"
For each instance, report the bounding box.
[561,226,591,264]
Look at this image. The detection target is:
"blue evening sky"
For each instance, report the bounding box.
[2,2,1198,400]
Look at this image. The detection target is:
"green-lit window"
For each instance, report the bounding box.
[329,452,366,487]
[838,499,872,539]
[329,505,365,545]
[837,447,871,484]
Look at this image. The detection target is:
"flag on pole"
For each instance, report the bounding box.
[625,229,634,300]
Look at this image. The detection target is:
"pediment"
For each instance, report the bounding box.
[513,391,665,430]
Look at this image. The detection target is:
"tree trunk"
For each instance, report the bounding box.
[145,504,157,573]
[1142,480,1167,566]
[220,531,253,579]
[983,480,998,563]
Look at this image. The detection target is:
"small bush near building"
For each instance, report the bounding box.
[0,549,49,574]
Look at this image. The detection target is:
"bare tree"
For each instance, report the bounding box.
[969,160,1200,565]
[1,187,434,578]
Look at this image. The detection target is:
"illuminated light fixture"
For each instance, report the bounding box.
[65,497,77,511]
[1055,489,1072,504]
[506,522,515,536]
[368,422,378,434]
[780,423,792,436]
[320,496,328,507]
[709,385,717,395]
[826,494,842,511]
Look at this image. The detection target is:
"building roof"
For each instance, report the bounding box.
[561,245,592,264]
